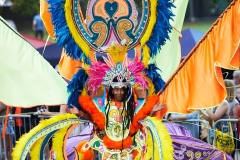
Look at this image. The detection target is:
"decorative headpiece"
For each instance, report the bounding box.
[88,43,148,95]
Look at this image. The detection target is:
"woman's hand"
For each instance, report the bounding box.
[150,102,166,116]
[69,104,84,117]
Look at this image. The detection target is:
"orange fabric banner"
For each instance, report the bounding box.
[156,0,240,119]
[15,107,22,127]
[2,106,9,138]
[40,0,55,38]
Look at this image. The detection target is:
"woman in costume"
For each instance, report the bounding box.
[66,43,168,159]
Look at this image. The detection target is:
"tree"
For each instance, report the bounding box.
[11,0,40,16]
[9,0,143,16]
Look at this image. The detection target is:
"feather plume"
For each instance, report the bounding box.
[88,62,110,95]
[67,68,89,110]
[128,57,148,90]
[145,64,165,93]
[47,0,90,64]
[106,43,128,64]
[52,125,72,160]
[141,0,174,65]
[146,0,174,56]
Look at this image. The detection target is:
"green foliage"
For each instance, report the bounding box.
[9,0,143,16]
[11,0,40,16]
[210,0,232,8]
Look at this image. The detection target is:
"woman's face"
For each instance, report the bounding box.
[112,87,125,102]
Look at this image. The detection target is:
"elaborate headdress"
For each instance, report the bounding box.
[47,0,174,109]
[88,43,148,94]
[67,42,165,109]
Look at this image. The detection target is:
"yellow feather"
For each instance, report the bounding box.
[81,64,90,73]
[146,77,155,96]
[81,88,88,96]
[30,136,45,159]
[142,45,150,67]
[140,0,157,66]
[106,43,128,64]
[143,130,153,160]
[65,0,90,60]
[140,0,157,46]
[12,114,79,160]
[134,152,141,160]
[52,125,72,160]
[143,117,174,160]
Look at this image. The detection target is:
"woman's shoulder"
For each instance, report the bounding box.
[228,98,239,108]
[221,99,229,106]
[219,100,230,112]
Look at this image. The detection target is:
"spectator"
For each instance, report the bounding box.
[224,80,240,158]
[233,70,240,86]
[32,13,44,39]
[200,100,229,126]
[0,102,14,160]
[166,111,200,139]
[201,79,240,158]
[236,85,240,103]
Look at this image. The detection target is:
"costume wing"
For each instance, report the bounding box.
[0,16,68,107]
[140,116,174,160]
[12,114,81,160]
[140,118,233,160]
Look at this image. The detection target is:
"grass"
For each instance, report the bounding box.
[182,20,215,32]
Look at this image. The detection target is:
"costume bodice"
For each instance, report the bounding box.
[105,101,130,141]
[92,97,146,141]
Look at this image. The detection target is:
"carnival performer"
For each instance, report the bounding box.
[63,42,172,159]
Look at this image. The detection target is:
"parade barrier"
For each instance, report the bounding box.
[1,115,239,159]
[0,114,90,160]
[163,119,211,144]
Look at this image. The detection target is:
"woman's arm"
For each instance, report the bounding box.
[200,113,212,122]
[60,104,68,113]
[206,100,229,121]
[69,104,92,121]
[168,115,188,121]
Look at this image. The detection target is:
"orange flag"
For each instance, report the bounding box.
[40,0,55,38]
[156,0,240,119]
